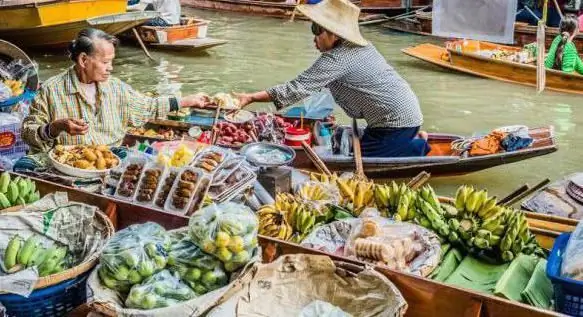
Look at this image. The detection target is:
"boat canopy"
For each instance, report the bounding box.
[432,0,518,44]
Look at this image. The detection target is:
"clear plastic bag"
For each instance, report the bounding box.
[561,222,583,280]
[99,222,171,293]
[343,217,441,276]
[125,269,196,310]
[301,89,336,119]
[295,181,342,212]
[188,202,258,272]
[167,231,229,294]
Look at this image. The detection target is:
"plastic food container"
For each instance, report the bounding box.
[192,146,230,174]
[164,167,204,214]
[153,167,180,209]
[133,163,165,204]
[284,127,311,147]
[113,158,148,201]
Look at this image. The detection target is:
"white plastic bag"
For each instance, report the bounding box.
[301,89,335,119]
[561,221,583,280]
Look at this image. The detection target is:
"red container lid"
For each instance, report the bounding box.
[285,127,310,135]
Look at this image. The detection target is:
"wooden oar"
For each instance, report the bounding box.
[503,178,551,207]
[498,184,530,205]
[536,0,548,93]
[301,141,332,176]
[406,171,431,190]
[132,28,155,61]
[351,118,365,179]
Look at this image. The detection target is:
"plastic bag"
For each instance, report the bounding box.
[561,222,583,280]
[99,222,171,293]
[125,269,196,310]
[301,89,335,120]
[0,83,10,103]
[167,231,229,294]
[188,202,258,272]
[343,217,441,276]
[295,180,341,213]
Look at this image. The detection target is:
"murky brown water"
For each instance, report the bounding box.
[29,8,583,198]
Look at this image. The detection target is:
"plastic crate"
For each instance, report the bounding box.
[547,232,583,316]
[0,121,28,160]
[0,271,90,317]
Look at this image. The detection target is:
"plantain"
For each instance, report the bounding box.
[4,235,23,271]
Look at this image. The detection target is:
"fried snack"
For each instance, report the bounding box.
[354,238,392,262]
[52,145,119,170]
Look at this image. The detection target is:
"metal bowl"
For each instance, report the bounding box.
[240,142,296,168]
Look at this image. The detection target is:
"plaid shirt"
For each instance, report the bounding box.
[22,66,174,154]
[266,42,423,129]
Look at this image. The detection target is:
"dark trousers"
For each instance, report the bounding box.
[361,126,431,158]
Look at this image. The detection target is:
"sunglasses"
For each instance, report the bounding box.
[311,23,325,36]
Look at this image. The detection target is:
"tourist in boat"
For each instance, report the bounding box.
[130,0,181,26]
[545,14,583,75]
[21,28,208,154]
[234,0,429,158]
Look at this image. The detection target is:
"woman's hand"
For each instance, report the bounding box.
[49,118,89,137]
[180,93,210,108]
[233,92,254,108]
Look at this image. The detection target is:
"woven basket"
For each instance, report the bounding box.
[0,202,116,291]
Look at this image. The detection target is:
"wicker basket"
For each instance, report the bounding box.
[0,202,115,291]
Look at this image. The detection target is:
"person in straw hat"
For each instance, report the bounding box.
[235,0,429,157]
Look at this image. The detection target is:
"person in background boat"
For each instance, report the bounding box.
[544,14,583,74]
[130,0,181,26]
[234,0,429,158]
[516,0,565,27]
[21,28,208,154]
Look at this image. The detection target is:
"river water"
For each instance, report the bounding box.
[30,8,582,198]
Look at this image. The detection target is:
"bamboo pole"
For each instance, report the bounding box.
[536,0,548,93]
[132,28,155,61]
[351,118,365,179]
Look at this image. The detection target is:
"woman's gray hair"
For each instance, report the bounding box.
[68,28,118,62]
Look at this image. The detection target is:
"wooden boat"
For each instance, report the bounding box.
[179,0,383,21]
[0,11,158,48]
[385,12,583,51]
[13,170,568,316]
[402,40,583,95]
[119,17,228,53]
[357,0,431,14]
[293,127,557,178]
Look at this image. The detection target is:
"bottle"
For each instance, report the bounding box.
[320,125,331,150]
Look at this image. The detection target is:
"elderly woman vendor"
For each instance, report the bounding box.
[21,28,207,154]
[236,0,429,157]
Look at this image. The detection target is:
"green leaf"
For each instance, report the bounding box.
[445,256,510,293]
[521,259,553,309]
[494,253,539,302]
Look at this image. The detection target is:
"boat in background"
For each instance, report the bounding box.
[179,0,386,21]
[384,11,583,51]
[359,0,430,14]
[0,0,157,48]
[402,40,583,95]
[293,126,557,178]
[119,17,228,53]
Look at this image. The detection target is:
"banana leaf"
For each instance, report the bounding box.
[445,256,510,293]
[494,254,539,302]
[431,248,463,282]
[521,259,553,309]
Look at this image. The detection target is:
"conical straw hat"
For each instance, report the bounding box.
[297,0,368,46]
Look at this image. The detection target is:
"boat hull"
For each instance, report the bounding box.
[293,128,557,178]
[0,11,158,48]
[180,0,304,19]
[402,42,583,95]
[0,0,127,30]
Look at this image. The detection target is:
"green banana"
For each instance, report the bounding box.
[6,182,18,204]
[28,179,36,196]
[0,193,11,209]
[502,251,515,262]
[480,216,501,232]
[17,178,30,199]
[455,186,468,211]
[489,235,501,246]
[4,235,22,270]
[17,235,40,265]
[477,197,497,218]
[16,196,26,207]
[476,229,492,241]
[465,191,479,214]
[473,237,490,249]
[0,172,10,193]
[448,218,460,231]
[27,247,48,268]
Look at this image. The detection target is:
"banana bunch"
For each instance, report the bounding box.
[336,178,374,217]
[374,182,417,221]
[257,204,293,241]
[3,234,69,276]
[3,79,24,97]
[415,187,451,238]
[0,172,41,210]
[454,186,499,219]
[297,182,334,202]
[309,172,339,184]
[498,209,542,261]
